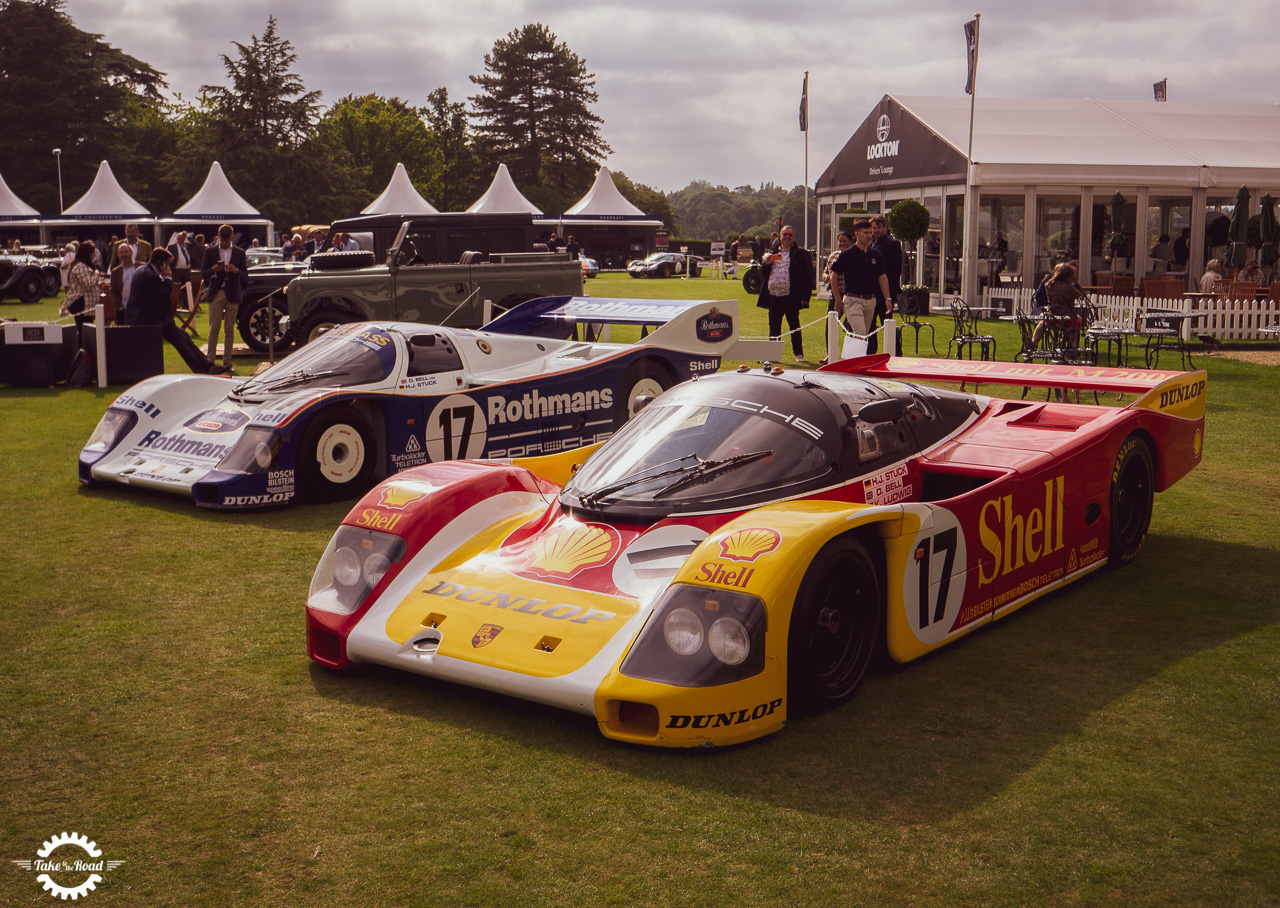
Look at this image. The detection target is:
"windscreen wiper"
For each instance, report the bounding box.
[578,454,699,507]
[235,369,349,395]
[652,450,773,498]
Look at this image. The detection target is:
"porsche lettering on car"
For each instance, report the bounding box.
[78,296,742,508]
[304,355,1206,747]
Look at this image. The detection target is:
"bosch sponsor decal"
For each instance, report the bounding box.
[423,580,617,625]
[521,524,620,579]
[695,308,733,342]
[472,624,502,648]
[864,463,911,505]
[185,406,250,433]
[134,430,233,461]
[665,698,782,730]
[487,387,614,424]
[113,393,161,419]
[717,527,781,563]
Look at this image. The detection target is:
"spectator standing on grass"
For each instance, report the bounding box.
[201,224,249,371]
[127,248,230,375]
[756,225,814,364]
[109,222,151,270]
[565,235,580,260]
[829,219,890,340]
[168,230,194,297]
[751,236,762,263]
[59,241,77,288]
[60,241,102,341]
[869,215,902,354]
[109,242,143,325]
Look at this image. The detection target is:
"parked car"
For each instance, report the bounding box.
[580,255,600,278]
[79,296,741,508]
[628,252,704,279]
[303,356,1206,747]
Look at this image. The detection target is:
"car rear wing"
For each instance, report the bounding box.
[483,296,745,356]
[823,354,1207,418]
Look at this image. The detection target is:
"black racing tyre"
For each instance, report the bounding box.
[296,306,358,346]
[1107,434,1155,568]
[788,536,882,711]
[43,269,61,296]
[614,359,675,429]
[238,296,293,353]
[742,267,762,295]
[298,408,376,502]
[691,264,701,278]
[309,250,375,271]
[657,263,673,278]
[17,270,44,304]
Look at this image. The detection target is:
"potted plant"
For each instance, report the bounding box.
[900,283,930,316]
[888,199,931,311]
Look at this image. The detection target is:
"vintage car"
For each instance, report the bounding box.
[580,255,600,279]
[78,296,741,508]
[0,251,52,303]
[627,252,704,279]
[304,356,1206,747]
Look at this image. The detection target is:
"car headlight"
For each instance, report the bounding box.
[81,408,137,463]
[621,584,767,687]
[308,526,408,615]
[216,426,283,474]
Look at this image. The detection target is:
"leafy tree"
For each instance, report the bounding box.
[424,87,483,212]
[888,198,931,249]
[317,94,440,206]
[609,170,677,231]
[0,0,168,213]
[163,16,362,228]
[469,23,611,213]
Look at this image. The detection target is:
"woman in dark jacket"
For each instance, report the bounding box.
[756,225,815,362]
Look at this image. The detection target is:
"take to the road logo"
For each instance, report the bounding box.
[10,831,124,900]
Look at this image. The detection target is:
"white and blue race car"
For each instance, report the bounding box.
[78,296,740,508]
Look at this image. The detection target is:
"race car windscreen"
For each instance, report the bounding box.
[563,394,840,515]
[233,325,397,395]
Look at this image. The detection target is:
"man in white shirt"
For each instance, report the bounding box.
[109,242,143,323]
[168,230,194,304]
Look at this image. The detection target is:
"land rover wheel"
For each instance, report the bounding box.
[238,296,293,353]
[296,306,357,346]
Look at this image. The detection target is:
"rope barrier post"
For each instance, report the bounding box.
[827,311,841,363]
[883,318,897,357]
[95,302,107,388]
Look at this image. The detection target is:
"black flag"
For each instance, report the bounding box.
[964,19,979,95]
[1153,79,1167,102]
[799,73,809,132]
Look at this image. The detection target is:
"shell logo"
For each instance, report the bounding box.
[718,527,782,563]
[526,524,618,578]
[379,483,432,510]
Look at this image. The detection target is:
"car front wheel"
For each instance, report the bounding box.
[788,536,881,711]
[298,408,375,502]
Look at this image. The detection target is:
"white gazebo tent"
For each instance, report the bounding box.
[467,164,542,215]
[362,163,439,215]
[537,167,663,268]
[815,96,1280,300]
[160,161,274,246]
[0,169,41,244]
[40,160,154,246]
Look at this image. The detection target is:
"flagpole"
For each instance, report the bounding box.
[962,14,981,309]
[802,71,810,250]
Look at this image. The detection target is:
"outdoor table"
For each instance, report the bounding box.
[1139,310,1204,370]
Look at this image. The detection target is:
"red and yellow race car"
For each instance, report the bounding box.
[304,355,1206,747]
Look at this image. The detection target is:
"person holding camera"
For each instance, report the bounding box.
[755,225,815,363]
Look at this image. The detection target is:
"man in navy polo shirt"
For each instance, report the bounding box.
[829,219,891,338]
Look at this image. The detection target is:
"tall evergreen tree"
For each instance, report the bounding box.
[468,23,610,214]
[424,87,483,212]
[0,0,167,212]
[317,94,440,207]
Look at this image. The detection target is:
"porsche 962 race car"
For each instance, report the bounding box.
[79,296,739,508]
[304,355,1207,747]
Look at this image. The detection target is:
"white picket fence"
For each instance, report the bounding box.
[987,286,1279,340]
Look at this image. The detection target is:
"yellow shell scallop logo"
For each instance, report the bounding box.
[718,527,782,563]
[379,483,432,510]
[527,525,618,578]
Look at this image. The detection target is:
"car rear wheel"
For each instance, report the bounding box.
[296,306,357,346]
[17,271,44,304]
[788,537,881,711]
[298,408,375,502]
[614,359,674,429]
[657,263,673,278]
[1107,434,1154,567]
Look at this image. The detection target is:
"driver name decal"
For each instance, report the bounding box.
[864,463,911,505]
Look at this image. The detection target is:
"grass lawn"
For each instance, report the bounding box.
[1,277,1277,906]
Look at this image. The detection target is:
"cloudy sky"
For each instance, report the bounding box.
[64,0,1279,195]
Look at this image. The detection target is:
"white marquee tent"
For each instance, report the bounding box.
[362,163,439,215]
[161,161,273,244]
[467,164,542,215]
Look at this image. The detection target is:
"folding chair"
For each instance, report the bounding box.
[175,282,201,337]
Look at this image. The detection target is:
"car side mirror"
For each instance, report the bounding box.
[857,398,904,423]
[632,394,656,416]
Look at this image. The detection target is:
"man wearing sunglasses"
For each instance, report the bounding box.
[755,225,815,363]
